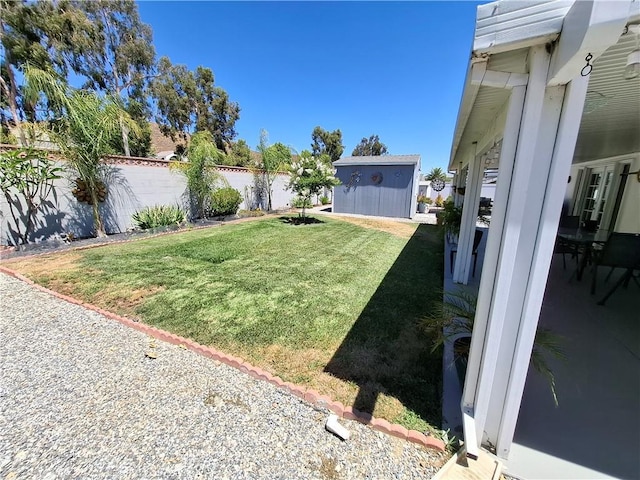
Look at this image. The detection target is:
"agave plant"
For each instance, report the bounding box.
[131,205,187,230]
[423,290,565,406]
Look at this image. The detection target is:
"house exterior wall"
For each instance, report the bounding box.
[0,160,292,245]
[333,164,417,218]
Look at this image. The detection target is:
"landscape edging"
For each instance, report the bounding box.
[0,264,445,453]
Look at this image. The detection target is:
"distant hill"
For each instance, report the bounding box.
[149,122,186,157]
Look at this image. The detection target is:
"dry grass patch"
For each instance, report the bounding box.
[8,252,84,277]
[330,215,419,239]
[8,252,166,318]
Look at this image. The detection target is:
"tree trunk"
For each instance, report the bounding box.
[119,116,131,157]
[90,188,107,237]
[0,67,25,146]
[0,20,26,146]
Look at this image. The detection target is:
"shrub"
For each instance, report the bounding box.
[292,196,313,208]
[320,195,330,205]
[435,194,444,207]
[210,187,242,216]
[132,205,187,230]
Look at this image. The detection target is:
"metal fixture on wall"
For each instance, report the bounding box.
[621,169,640,182]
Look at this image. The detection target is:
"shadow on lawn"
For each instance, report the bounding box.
[324,223,444,427]
[278,216,325,225]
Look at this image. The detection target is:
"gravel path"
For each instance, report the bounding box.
[0,273,447,479]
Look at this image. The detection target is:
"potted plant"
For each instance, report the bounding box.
[424,196,434,212]
[437,198,490,243]
[437,198,462,243]
[417,194,429,213]
[422,290,564,406]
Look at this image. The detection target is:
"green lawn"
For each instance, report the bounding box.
[11,215,444,432]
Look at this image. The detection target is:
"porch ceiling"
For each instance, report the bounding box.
[450,24,640,170]
[573,26,640,164]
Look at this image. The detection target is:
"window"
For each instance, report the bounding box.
[573,161,631,232]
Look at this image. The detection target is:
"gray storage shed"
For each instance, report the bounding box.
[332,155,420,219]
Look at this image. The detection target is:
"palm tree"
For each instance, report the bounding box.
[169,131,227,219]
[24,66,139,237]
[425,167,447,182]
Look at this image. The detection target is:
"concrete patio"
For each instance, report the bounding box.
[443,236,640,479]
[509,256,639,480]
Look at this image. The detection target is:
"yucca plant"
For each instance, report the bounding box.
[131,205,187,230]
[422,290,565,406]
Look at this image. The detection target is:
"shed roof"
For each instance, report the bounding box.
[333,154,420,166]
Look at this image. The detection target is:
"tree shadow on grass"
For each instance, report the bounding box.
[279,216,325,225]
[324,223,444,428]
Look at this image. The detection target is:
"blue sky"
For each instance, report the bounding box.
[138,1,485,172]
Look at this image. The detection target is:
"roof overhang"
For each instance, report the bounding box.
[335,163,418,167]
[333,155,420,167]
[449,0,640,171]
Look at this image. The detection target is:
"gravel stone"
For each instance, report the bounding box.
[0,273,448,479]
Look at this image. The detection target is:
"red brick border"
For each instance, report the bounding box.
[0,264,445,452]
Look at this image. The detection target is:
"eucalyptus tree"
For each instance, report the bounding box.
[0,0,97,144]
[311,126,344,163]
[352,134,388,156]
[24,66,139,237]
[152,57,240,151]
[75,0,156,157]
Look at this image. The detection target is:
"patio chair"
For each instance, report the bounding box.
[560,215,580,229]
[582,219,599,232]
[555,215,582,270]
[450,229,484,277]
[590,233,640,305]
[554,236,580,270]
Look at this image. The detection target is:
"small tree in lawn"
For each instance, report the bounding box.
[288,151,339,219]
[256,130,291,211]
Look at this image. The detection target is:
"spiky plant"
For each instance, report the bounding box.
[422,289,565,405]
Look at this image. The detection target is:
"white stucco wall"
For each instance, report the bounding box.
[0,160,293,245]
